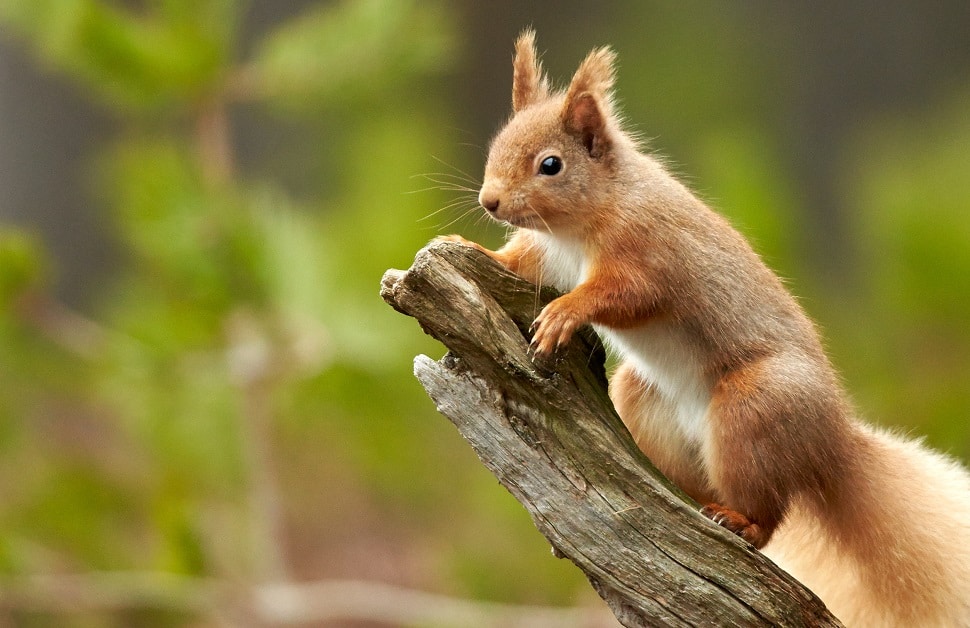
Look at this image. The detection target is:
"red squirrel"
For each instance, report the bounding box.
[441,31,970,626]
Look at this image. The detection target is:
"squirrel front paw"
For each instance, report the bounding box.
[701,503,768,549]
[433,234,475,246]
[530,297,583,357]
[433,234,496,257]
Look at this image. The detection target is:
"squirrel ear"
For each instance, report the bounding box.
[563,92,609,157]
[562,46,617,158]
[512,29,549,112]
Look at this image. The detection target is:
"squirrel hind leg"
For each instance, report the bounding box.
[701,356,847,550]
[700,503,771,548]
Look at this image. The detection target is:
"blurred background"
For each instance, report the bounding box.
[1,1,969,626]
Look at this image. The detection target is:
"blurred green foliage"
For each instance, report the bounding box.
[0,1,575,624]
[0,1,969,625]
[842,88,970,452]
[0,0,236,110]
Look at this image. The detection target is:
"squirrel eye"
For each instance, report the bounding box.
[538,155,563,176]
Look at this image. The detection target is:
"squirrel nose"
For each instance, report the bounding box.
[479,192,500,213]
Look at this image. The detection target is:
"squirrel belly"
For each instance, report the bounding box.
[446,30,970,625]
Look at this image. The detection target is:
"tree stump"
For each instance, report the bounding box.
[380,241,841,627]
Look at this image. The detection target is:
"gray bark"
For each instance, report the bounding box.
[380,241,841,627]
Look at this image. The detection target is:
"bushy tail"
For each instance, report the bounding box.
[765,424,970,626]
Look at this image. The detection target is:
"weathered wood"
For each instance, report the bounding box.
[380,241,841,627]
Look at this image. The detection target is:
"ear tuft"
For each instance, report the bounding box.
[512,28,550,112]
[561,46,617,158]
[574,46,617,92]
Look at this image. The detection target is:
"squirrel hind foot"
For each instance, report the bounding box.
[701,503,769,549]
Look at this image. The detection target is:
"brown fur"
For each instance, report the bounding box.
[441,31,970,625]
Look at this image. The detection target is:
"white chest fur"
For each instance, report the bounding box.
[598,325,712,444]
[534,232,713,445]
[533,232,588,292]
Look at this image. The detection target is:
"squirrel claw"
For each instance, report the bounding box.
[529,299,581,358]
[528,335,552,358]
[528,329,560,359]
[701,503,768,549]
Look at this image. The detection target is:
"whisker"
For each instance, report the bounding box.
[412,168,480,187]
[429,154,482,187]
[406,184,476,196]
[418,198,480,223]
[437,206,484,232]
[419,194,477,213]
[410,174,480,194]
[411,152,489,235]
[410,170,479,184]
[425,178,479,192]
[412,184,472,200]
[472,211,494,231]
[456,141,486,153]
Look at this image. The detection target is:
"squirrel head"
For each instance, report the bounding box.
[479,30,623,235]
